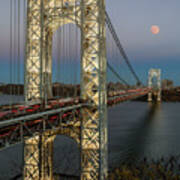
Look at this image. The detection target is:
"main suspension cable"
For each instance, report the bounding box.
[105,11,142,86]
[107,62,129,86]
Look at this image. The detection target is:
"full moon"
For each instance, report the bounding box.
[151,25,160,34]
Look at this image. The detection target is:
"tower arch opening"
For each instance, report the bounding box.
[51,23,81,99]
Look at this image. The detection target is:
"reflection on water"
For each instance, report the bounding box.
[109,102,180,169]
[119,103,160,162]
[124,103,161,160]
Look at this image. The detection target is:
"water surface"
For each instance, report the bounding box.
[109,102,180,167]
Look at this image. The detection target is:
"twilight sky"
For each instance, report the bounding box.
[0,0,180,85]
[106,0,180,85]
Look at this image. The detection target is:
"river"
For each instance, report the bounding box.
[108,102,180,168]
[0,96,180,179]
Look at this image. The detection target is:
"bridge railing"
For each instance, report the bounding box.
[0,103,88,150]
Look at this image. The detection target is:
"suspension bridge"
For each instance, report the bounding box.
[0,0,161,179]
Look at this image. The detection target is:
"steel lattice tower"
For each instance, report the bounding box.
[148,69,161,102]
[24,0,107,179]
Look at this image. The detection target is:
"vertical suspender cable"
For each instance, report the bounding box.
[18,0,20,98]
[69,20,71,97]
[56,29,58,97]
[66,18,68,97]
[56,30,58,97]
[14,0,17,98]
[62,0,64,98]
[69,23,71,92]
[58,29,61,97]
[67,21,69,97]
[59,1,61,98]
[55,31,57,97]
[74,1,77,97]
[23,0,27,102]
[24,0,28,103]
[10,0,13,107]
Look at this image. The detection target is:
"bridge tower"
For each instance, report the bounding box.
[24,0,107,180]
[148,69,161,102]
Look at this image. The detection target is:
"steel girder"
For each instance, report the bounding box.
[24,122,81,180]
[80,0,107,179]
[25,0,107,179]
[24,132,55,179]
[25,0,43,101]
[23,108,82,180]
[0,104,83,150]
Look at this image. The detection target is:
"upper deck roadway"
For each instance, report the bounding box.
[0,88,150,151]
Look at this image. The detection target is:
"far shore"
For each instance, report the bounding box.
[1,84,180,102]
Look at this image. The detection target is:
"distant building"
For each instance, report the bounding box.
[162,79,174,89]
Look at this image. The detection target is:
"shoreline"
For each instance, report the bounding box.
[109,155,180,179]
[1,84,180,102]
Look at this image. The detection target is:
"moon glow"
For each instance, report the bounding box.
[151,25,160,34]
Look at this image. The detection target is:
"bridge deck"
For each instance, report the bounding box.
[0,88,150,150]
